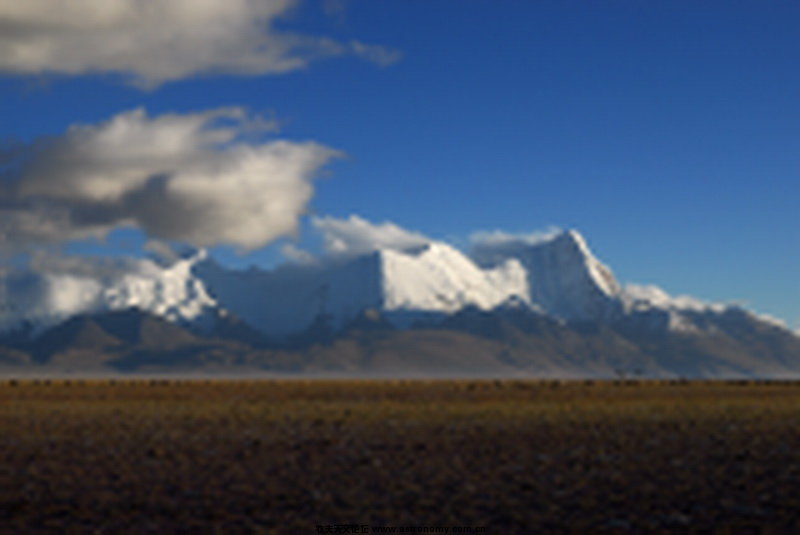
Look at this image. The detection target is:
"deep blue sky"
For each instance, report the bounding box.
[1,1,798,326]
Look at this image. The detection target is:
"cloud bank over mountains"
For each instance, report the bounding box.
[311,215,432,258]
[0,107,339,252]
[0,0,399,87]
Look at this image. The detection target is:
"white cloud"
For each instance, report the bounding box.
[280,242,316,264]
[1,107,340,251]
[311,214,430,257]
[0,0,399,87]
[621,283,726,313]
[349,40,402,66]
[469,226,563,249]
[468,226,564,268]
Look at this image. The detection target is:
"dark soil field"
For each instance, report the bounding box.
[1,379,800,534]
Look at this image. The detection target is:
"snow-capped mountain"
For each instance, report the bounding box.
[192,228,793,346]
[0,229,791,340]
[617,283,727,333]
[0,252,217,335]
[194,241,529,337]
[471,229,622,322]
[2,228,798,378]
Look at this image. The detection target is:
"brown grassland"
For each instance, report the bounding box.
[1,379,800,533]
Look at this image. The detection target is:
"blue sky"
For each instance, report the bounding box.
[0,1,798,326]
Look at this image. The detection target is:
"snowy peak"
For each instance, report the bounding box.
[379,242,529,314]
[0,252,218,335]
[101,252,217,326]
[3,227,794,348]
[195,240,531,337]
[471,229,621,322]
[560,230,620,297]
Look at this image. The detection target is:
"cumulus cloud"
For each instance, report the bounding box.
[0,107,340,251]
[0,0,399,87]
[311,214,431,257]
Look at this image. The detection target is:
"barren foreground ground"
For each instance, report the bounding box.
[1,379,799,533]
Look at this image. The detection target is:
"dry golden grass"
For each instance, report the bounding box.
[1,379,800,533]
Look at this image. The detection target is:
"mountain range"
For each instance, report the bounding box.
[2,230,798,378]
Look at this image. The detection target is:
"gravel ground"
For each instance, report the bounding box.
[1,379,799,533]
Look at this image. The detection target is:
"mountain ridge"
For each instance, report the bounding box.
[1,229,797,377]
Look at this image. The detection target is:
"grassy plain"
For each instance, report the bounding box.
[1,379,799,533]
